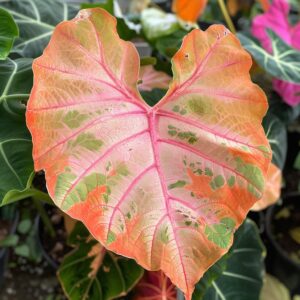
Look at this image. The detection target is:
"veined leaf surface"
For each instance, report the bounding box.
[26,8,270,299]
[251,162,281,211]
[200,219,265,300]
[58,222,144,300]
[263,112,287,170]
[0,0,78,58]
[134,271,177,300]
[238,31,300,84]
[0,58,33,205]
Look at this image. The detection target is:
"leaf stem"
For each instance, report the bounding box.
[29,188,54,205]
[217,0,236,34]
[32,197,56,238]
[177,288,185,300]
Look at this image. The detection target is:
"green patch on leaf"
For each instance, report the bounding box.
[211,175,225,189]
[68,133,103,151]
[107,231,116,245]
[168,180,186,190]
[115,163,129,177]
[188,98,212,116]
[227,176,235,187]
[160,226,169,244]
[205,168,213,177]
[63,111,88,129]
[236,158,265,193]
[167,125,198,144]
[205,217,236,249]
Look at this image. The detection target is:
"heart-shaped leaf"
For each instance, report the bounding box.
[26,8,270,298]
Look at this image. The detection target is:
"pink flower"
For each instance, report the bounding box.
[251,0,300,106]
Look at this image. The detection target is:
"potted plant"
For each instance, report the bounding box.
[0,0,299,298]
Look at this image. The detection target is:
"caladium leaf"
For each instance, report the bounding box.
[59,222,144,300]
[0,58,34,205]
[26,8,270,298]
[0,0,78,58]
[0,8,18,59]
[133,271,177,300]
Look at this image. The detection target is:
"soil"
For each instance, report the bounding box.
[0,256,67,300]
[0,205,71,299]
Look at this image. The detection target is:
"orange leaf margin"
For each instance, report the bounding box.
[252,163,281,211]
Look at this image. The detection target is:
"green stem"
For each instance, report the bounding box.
[29,188,54,205]
[217,0,236,34]
[32,197,56,238]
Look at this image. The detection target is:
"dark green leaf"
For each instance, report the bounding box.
[59,222,144,300]
[0,58,34,206]
[140,88,167,106]
[0,8,19,59]
[0,0,78,58]
[155,29,187,58]
[195,219,265,300]
[116,17,138,41]
[294,152,300,170]
[238,31,300,84]
[263,112,287,169]
[268,92,300,124]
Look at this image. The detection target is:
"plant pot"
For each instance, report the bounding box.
[0,210,19,287]
[265,193,300,295]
